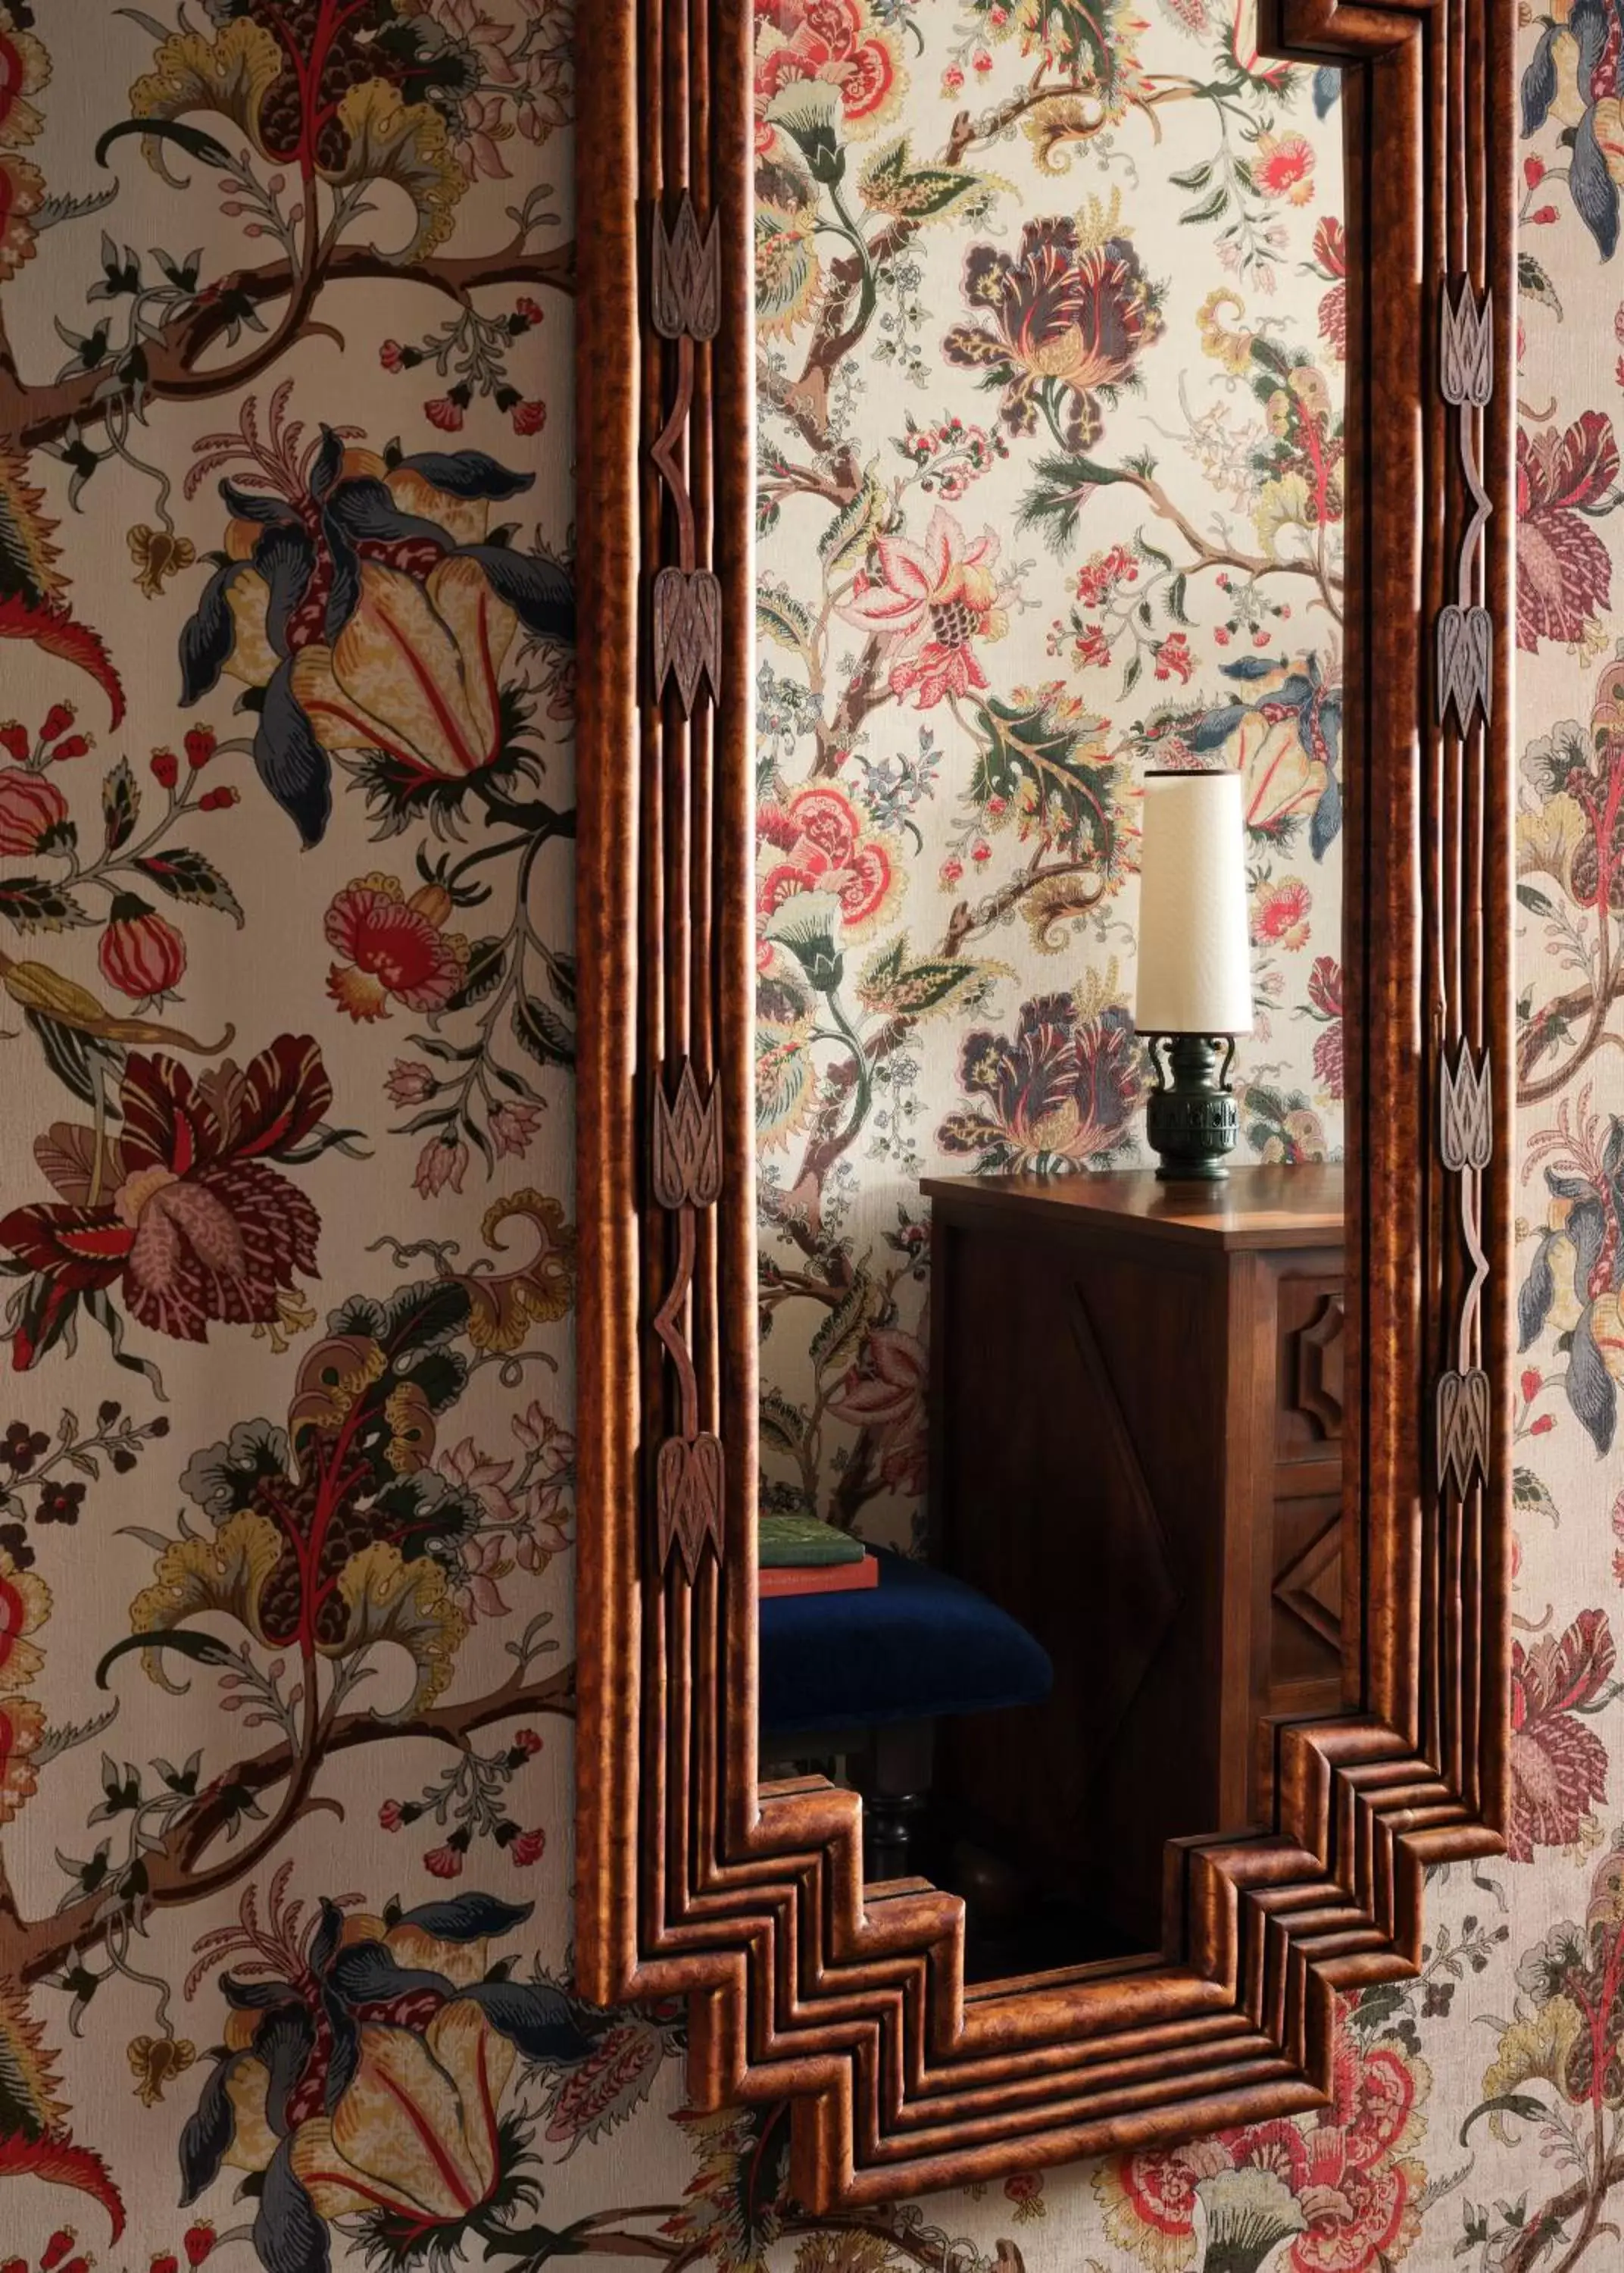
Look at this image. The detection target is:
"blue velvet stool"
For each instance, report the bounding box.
[759,1547,1053,1877]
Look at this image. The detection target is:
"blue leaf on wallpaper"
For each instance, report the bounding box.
[1576,0,1611,98]
[1188,703,1248,752]
[253,659,333,849]
[177,558,246,703]
[255,2139,330,2273]
[324,474,458,552]
[251,522,315,661]
[1567,1308,1617,1455]
[252,2002,317,2140]
[309,424,345,502]
[321,1984,358,2112]
[398,448,536,501]
[319,511,360,646]
[1570,1193,1608,1294]
[217,477,298,528]
[221,1974,301,2011]
[326,1941,454,2008]
[1320,690,1343,768]
[465,1978,596,2064]
[1313,67,1341,120]
[1310,768,1341,862]
[401,1892,535,1940]
[307,1896,345,1979]
[1520,24,1557,135]
[462,542,576,643]
[1518,1231,1557,1354]
[1569,108,1620,260]
[177,2053,244,2203]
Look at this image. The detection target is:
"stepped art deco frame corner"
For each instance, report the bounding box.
[573,0,1516,2209]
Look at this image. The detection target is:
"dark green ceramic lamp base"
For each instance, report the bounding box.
[1142,1032,1238,1181]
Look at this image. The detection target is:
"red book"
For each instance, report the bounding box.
[758,1554,879,1599]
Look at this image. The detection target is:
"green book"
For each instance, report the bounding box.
[758,1514,867,1568]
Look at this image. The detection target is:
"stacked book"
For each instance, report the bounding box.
[758,1513,879,1598]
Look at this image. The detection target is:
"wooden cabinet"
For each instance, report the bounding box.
[921,1166,1349,1956]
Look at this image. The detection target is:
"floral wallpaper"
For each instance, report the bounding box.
[751,0,1347,1547]
[0,2,1619,2271]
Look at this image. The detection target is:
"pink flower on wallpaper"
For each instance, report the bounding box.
[1070,621,1113,672]
[1509,1609,1615,1862]
[1517,413,1619,652]
[753,0,903,147]
[1254,130,1316,205]
[826,1325,929,1496]
[757,783,895,936]
[1152,632,1195,683]
[324,877,468,1022]
[489,1098,545,1159]
[386,1059,437,1106]
[1099,2021,1429,2273]
[458,89,516,180]
[415,1131,471,1199]
[1254,876,1313,948]
[837,506,1012,708]
[455,1530,514,1621]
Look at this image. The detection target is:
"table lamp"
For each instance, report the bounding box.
[1134,768,1254,1180]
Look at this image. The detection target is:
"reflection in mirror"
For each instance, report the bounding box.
[752,0,1347,1979]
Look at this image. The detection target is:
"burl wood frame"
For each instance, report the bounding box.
[575,0,1515,2206]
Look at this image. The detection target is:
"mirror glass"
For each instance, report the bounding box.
[752,0,1348,1978]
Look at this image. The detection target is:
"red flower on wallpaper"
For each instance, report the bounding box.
[1509,1607,1615,1862]
[1098,2021,1429,2273]
[753,0,903,148]
[0,765,66,855]
[324,874,469,1021]
[1254,876,1313,948]
[757,783,895,939]
[1517,413,1619,653]
[1253,130,1316,205]
[0,1037,333,1367]
[943,218,1163,454]
[938,992,1141,1174]
[836,507,1013,709]
[826,1325,928,1495]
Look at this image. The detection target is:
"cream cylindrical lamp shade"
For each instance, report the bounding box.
[1135,769,1254,1036]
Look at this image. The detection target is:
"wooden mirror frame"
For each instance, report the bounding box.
[573,0,1516,2207]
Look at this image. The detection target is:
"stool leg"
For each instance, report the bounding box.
[860,1720,934,1881]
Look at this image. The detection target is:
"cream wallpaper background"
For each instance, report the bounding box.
[0,2,1615,2270]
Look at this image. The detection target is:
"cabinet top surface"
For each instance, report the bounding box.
[920,1164,1345,1251]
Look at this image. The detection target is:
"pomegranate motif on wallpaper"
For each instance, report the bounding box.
[0,1,1616,2268]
